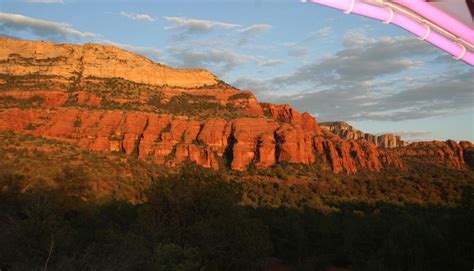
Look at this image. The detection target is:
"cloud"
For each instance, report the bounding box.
[283,26,333,58]
[120,11,155,22]
[232,76,277,97]
[164,16,240,33]
[267,70,473,122]
[286,44,309,57]
[235,31,471,122]
[163,16,272,46]
[0,12,97,40]
[238,24,272,34]
[25,0,63,3]
[166,45,256,75]
[257,59,285,67]
[284,27,333,58]
[317,26,332,37]
[158,20,275,75]
[274,32,437,88]
[238,23,272,46]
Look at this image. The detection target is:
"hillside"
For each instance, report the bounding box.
[1,37,473,271]
[1,37,472,175]
[0,38,473,174]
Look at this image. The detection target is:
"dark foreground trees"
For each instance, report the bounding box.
[0,165,473,270]
[0,166,272,270]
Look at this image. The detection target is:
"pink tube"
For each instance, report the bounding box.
[394,0,474,45]
[309,0,474,66]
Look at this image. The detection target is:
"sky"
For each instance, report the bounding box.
[0,0,473,142]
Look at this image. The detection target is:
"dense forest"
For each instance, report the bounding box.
[0,132,473,270]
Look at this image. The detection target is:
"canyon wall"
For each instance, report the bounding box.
[0,37,471,174]
[0,107,404,174]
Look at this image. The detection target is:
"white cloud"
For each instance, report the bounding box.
[120,11,155,22]
[238,24,272,45]
[257,59,284,67]
[164,16,240,33]
[317,26,332,37]
[25,0,63,3]
[166,45,256,75]
[234,31,473,122]
[284,27,333,58]
[238,24,272,34]
[274,33,435,87]
[0,12,97,40]
[285,43,309,57]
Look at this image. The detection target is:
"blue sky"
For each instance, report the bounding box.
[0,0,473,141]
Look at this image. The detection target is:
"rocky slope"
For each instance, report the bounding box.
[0,37,472,174]
[320,121,408,149]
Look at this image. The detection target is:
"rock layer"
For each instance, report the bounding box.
[0,37,471,174]
[398,140,472,169]
[320,121,408,149]
[0,108,404,173]
[0,37,217,88]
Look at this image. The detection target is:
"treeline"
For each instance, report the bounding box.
[1,165,473,270]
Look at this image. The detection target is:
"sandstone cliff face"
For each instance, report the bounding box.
[398,140,472,169]
[0,37,217,88]
[0,37,471,174]
[262,103,320,134]
[319,121,408,149]
[0,108,403,173]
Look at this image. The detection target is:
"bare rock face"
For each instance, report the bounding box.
[319,121,408,149]
[0,107,404,174]
[312,131,402,174]
[398,140,471,169]
[0,37,470,175]
[0,37,217,88]
[263,103,320,134]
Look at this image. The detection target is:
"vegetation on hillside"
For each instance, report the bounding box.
[0,132,473,270]
[0,75,255,119]
[0,74,68,91]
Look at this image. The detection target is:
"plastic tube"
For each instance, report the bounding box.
[393,0,474,45]
[309,0,474,66]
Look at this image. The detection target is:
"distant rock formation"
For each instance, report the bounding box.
[398,140,473,169]
[319,121,408,149]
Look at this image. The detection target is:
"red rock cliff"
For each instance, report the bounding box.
[0,107,404,173]
[0,37,470,174]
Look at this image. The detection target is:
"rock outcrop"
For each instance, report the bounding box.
[0,37,217,88]
[320,121,408,149]
[0,108,403,173]
[398,140,472,169]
